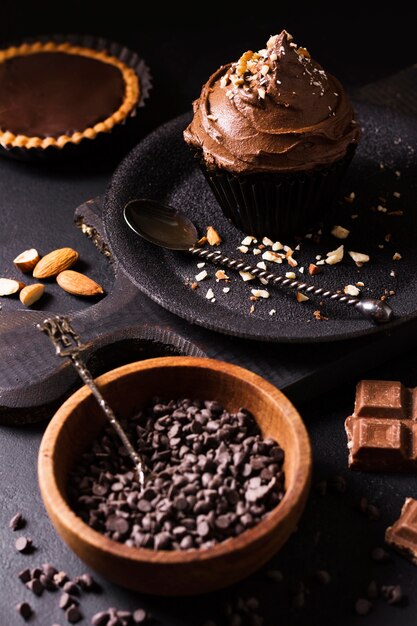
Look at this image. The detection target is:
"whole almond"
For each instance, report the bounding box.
[56,270,104,296]
[33,247,79,278]
[19,283,45,306]
[0,278,25,296]
[13,248,41,273]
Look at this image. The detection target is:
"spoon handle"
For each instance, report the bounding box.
[189,248,393,324]
[37,315,147,486]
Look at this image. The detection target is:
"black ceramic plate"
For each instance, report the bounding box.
[103,104,417,343]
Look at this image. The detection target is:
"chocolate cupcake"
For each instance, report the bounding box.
[184,31,360,240]
[0,37,151,160]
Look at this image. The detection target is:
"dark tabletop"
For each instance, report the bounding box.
[1,4,417,625]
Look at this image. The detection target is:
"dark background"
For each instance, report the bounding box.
[0,2,415,132]
[1,3,417,626]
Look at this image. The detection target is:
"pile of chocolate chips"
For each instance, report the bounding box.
[69,398,286,551]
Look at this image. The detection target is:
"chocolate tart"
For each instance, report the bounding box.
[0,36,151,160]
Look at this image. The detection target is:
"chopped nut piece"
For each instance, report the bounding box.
[222,287,230,294]
[296,292,309,303]
[262,236,274,247]
[377,204,387,213]
[256,261,267,270]
[195,270,208,282]
[239,271,255,282]
[331,225,350,239]
[313,310,328,321]
[261,64,270,76]
[299,266,305,274]
[393,191,401,198]
[249,304,255,313]
[325,245,344,265]
[298,47,311,58]
[196,236,208,246]
[220,75,229,88]
[309,264,321,276]
[344,191,356,203]
[253,248,262,256]
[390,270,396,277]
[251,289,269,299]
[392,252,402,261]
[269,309,276,316]
[241,236,256,246]
[388,210,403,216]
[206,226,222,246]
[356,281,365,287]
[272,241,283,251]
[258,87,266,99]
[285,272,296,279]
[348,251,370,266]
[19,283,45,306]
[191,282,199,290]
[13,248,41,273]
[316,260,326,266]
[197,262,205,269]
[287,256,298,268]
[0,278,25,296]
[205,288,214,300]
[237,245,249,253]
[262,251,281,263]
[260,278,269,285]
[395,170,401,177]
[215,270,229,281]
[344,284,360,297]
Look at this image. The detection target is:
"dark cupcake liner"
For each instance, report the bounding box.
[197,145,356,240]
[0,34,152,163]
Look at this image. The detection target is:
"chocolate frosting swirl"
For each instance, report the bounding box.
[184,31,360,174]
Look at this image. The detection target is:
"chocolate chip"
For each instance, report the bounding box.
[15,536,32,553]
[314,570,331,585]
[59,592,77,610]
[42,563,57,579]
[367,580,379,600]
[381,584,403,605]
[63,581,80,595]
[26,578,43,596]
[91,611,110,626]
[16,602,32,620]
[92,483,109,496]
[371,547,390,562]
[266,569,283,583]
[66,605,82,623]
[40,573,57,591]
[355,598,372,615]
[69,398,286,551]
[75,573,99,592]
[18,568,31,583]
[9,512,26,531]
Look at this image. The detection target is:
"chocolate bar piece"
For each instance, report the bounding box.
[386,498,417,564]
[345,380,417,472]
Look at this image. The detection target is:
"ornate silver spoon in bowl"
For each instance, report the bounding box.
[123,198,393,324]
[38,316,148,487]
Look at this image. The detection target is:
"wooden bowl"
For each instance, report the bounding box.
[38,357,311,596]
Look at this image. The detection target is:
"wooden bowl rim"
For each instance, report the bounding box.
[38,356,311,565]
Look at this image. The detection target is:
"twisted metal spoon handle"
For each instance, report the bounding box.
[189,248,393,324]
[37,316,147,487]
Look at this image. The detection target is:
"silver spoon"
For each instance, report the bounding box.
[38,316,148,487]
[123,199,393,324]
